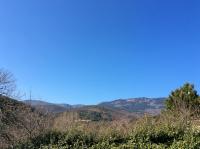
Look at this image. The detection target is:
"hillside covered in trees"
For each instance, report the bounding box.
[1,69,200,148]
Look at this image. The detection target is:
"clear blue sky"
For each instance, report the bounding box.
[0,0,200,104]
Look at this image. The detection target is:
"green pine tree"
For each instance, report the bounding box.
[165,83,200,112]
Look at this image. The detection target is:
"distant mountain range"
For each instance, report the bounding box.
[0,96,166,124]
[0,96,166,126]
[23,100,84,113]
[99,97,166,115]
[23,97,166,115]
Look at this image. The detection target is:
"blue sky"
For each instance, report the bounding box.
[0,0,200,104]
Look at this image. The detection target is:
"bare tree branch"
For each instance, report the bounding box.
[0,68,16,97]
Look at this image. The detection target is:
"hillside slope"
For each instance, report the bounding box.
[23,100,85,113]
[0,96,49,148]
[23,100,71,113]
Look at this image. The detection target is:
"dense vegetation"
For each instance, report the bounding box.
[165,83,200,113]
[0,96,51,148]
[1,69,200,149]
[13,111,200,149]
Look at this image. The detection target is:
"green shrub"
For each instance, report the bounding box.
[13,111,200,149]
[14,128,200,149]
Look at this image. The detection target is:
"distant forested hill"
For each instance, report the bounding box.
[23,97,166,115]
[99,97,166,115]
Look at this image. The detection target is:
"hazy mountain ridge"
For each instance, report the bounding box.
[99,97,166,115]
[23,100,69,113]
[23,97,166,115]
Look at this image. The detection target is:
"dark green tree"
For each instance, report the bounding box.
[165,83,199,111]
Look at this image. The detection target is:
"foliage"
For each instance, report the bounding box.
[79,110,103,121]
[0,96,51,148]
[12,127,200,149]
[12,112,200,149]
[165,83,200,112]
[79,110,112,121]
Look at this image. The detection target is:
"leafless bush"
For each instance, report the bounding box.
[0,97,53,148]
[0,68,16,97]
